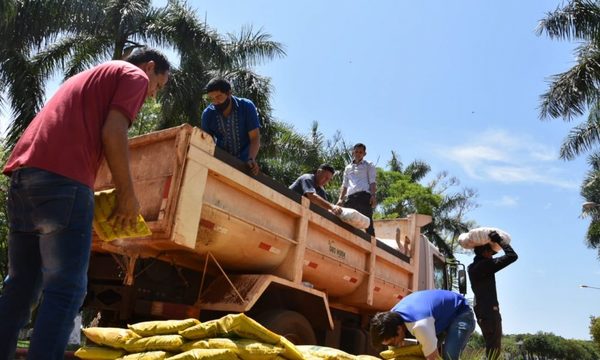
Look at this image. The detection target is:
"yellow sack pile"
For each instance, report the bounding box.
[93,189,152,241]
[181,338,286,359]
[123,335,185,353]
[74,346,125,359]
[296,345,355,360]
[129,319,200,337]
[77,314,381,360]
[82,328,141,349]
[118,351,171,360]
[380,344,425,359]
[180,313,303,360]
[166,348,239,360]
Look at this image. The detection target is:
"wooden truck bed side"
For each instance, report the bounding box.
[91,125,428,315]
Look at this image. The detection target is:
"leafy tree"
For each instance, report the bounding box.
[259,121,352,201]
[1,0,285,148]
[376,169,442,219]
[424,171,478,256]
[129,99,163,138]
[591,316,600,347]
[378,153,478,257]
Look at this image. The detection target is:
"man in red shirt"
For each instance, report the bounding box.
[0,47,170,360]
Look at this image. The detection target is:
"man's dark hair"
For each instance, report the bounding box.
[205,78,232,93]
[354,143,366,151]
[474,243,494,256]
[370,311,404,347]
[125,47,171,74]
[318,163,335,174]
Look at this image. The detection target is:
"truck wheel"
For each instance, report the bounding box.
[255,310,317,345]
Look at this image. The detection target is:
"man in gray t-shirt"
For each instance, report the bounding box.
[290,164,342,215]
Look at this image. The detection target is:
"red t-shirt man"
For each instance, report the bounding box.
[3,60,148,188]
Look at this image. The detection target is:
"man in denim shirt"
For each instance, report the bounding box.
[0,48,170,360]
[201,78,261,175]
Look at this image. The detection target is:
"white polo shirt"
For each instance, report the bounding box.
[342,159,376,196]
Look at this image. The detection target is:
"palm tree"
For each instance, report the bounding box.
[0,0,98,147]
[2,0,285,148]
[538,0,600,257]
[537,0,600,122]
[426,172,478,257]
[580,153,600,253]
[537,0,600,161]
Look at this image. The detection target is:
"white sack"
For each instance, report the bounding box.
[458,227,511,252]
[337,207,370,229]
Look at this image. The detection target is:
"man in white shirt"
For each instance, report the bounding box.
[337,143,377,235]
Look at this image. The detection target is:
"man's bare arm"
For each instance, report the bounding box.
[102,109,140,229]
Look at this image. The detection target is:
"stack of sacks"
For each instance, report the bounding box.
[75,313,387,359]
[379,344,425,360]
[457,227,511,252]
[337,207,370,229]
[76,318,197,359]
[296,345,379,360]
[177,313,303,360]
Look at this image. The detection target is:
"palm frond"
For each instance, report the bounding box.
[559,107,600,159]
[226,25,286,68]
[536,0,600,41]
[404,159,431,182]
[539,42,600,120]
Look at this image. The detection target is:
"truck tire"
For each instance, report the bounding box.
[255,310,317,345]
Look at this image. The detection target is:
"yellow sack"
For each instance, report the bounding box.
[74,346,125,359]
[178,314,278,343]
[165,348,239,360]
[117,351,170,360]
[380,344,425,359]
[123,334,185,353]
[296,345,355,360]
[180,338,285,360]
[83,328,141,349]
[93,189,152,241]
[179,314,302,360]
[129,319,200,336]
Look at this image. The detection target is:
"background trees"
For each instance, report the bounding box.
[1,0,285,148]
[465,332,600,360]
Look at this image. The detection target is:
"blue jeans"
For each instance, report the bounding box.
[442,307,476,360]
[0,168,94,360]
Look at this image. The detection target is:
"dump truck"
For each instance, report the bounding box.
[85,124,466,355]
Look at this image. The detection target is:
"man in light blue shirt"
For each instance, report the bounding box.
[337,143,377,235]
[370,290,475,360]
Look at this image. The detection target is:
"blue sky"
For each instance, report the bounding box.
[2,0,597,341]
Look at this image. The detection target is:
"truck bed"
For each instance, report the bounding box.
[92,125,423,311]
